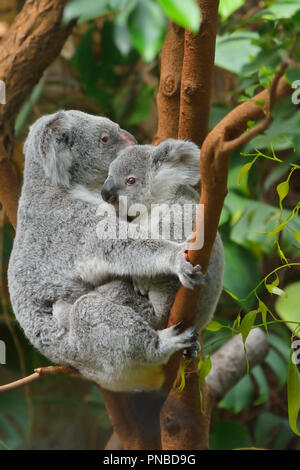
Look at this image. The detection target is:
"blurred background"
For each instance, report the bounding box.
[0,0,299,450]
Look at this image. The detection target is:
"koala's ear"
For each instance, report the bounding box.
[24,111,73,187]
[152,139,200,186]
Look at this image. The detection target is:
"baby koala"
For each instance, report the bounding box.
[101,139,224,338]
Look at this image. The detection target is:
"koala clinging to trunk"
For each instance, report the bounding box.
[100,140,224,336]
[8,110,203,392]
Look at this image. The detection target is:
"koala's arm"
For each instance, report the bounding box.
[78,221,203,290]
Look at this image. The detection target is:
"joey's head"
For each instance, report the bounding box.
[24,110,136,188]
[101,139,200,212]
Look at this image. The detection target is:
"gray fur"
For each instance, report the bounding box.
[8,111,202,392]
[103,140,224,331]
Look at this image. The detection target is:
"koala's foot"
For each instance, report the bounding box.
[157,323,199,360]
[52,299,72,329]
[183,340,201,358]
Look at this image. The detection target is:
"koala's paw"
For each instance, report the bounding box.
[158,322,199,356]
[176,252,208,289]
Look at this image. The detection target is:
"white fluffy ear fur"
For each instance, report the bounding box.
[25,111,73,187]
[152,139,200,190]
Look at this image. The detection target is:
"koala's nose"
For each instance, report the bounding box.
[101,178,119,204]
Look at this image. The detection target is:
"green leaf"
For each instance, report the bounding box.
[157,0,201,32]
[237,161,255,185]
[178,358,193,392]
[197,356,212,385]
[240,310,257,344]
[254,98,265,108]
[275,282,300,338]
[262,1,300,20]
[215,32,260,75]
[277,242,288,264]
[126,85,154,125]
[128,0,166,62]
[265,349,288,389]
[292,229,300,244]
[219,0,244,19]
[287,358,300,436]
[254,412,293,449]
[252,366,269,405]
[205,320,224,332]
[258,299,269,332]
[64,0,110,23]
[223,240,260,309]
[210,420,252,450]
[114,21,132,55]
[277,180,289,213]
[0,391,30,449]
[219,375,254,413]
[268,333,291,361]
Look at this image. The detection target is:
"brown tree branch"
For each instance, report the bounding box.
[0,365,78,393]
[153,22,184,145]
[0,0,74,229]
[178,0,220,148]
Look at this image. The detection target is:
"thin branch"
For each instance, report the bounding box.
[0,365,78,393]
[223,61,288,154]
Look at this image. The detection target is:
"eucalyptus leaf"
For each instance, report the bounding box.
[219,375,254,413]
[64,0,110,23]
[287,358,300,436]
[128,0,166,62]
[215,32,260,75]
[265,348,288,389]
[219,0,244,19]
[157,0,201,32]
[275,282,300,338]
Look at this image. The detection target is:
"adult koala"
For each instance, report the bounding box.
[8,110,202,392]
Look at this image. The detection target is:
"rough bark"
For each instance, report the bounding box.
[153,23,184,145]
[178,0,220,147]
[0,0,74,228]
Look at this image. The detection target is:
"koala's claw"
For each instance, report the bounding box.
[158,325,200,357]
[184,340,201,358]
[174,320,186,331]
[177,258,207,290]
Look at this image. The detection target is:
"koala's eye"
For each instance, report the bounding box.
[126,176,136,186]
[101,132,109,144]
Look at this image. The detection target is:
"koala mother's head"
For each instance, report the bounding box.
[24,110,136,187]
[101,139,200,210]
